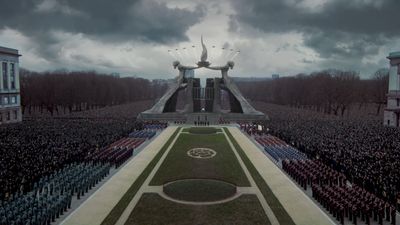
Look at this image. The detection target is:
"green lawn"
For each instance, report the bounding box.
[150,132,250,186]
[163,179,236,202]
[125,193,271,225]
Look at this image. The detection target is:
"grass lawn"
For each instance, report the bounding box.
[182,127,221,134]
[163,179,236,202]
[125,193,271,225]
[150,132,250,186]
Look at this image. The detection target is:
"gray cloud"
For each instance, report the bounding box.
[1,0,397,78]
[230,0,400,36]
[2,0,205,43]
[229,0,400,75]
[0,0,205,50]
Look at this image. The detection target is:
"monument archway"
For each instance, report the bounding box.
[138,37,266,123]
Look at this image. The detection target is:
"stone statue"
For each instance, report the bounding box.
[207,61,235,71]
[173,36,233,72]
[197,35,210,67]
[200,35,207,62]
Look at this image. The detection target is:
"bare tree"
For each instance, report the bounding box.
[20,69,168,116]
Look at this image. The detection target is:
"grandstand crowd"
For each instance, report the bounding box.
[0,104,167,224]
[248,102,400,214]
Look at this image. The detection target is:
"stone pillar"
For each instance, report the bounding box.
[384,52,400,127]
[183,76,194,113]
[213,78,221,113]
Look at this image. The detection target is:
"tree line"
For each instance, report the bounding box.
[237,69,389,116]
[20,69,168,116]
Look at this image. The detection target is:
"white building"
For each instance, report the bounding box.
[0,46,22,124]
[383,51,400,127]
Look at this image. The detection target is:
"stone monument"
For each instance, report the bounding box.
[138,37,266,124]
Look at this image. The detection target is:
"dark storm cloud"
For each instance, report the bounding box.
[0,0,205,44]
[229,0,400,60]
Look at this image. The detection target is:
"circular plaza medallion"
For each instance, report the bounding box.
[187,148,217,159]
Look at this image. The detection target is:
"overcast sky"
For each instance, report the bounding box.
[1,0,399,79]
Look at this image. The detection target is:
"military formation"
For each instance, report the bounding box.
[0,118,142,200]
[283,159,396,225]
[254,103,400,212]
[0,106,167,225]
[0,162,110,225]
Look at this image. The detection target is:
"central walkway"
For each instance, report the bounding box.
[113,126,279,225]
[60,125,337,225]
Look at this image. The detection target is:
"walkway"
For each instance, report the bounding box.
[60,126,177,225]
[228,127,336,225]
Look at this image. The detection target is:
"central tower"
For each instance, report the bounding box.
[139,37,266,124]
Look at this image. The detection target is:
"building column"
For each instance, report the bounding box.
[385,52,400,127]
[0,61,3,91]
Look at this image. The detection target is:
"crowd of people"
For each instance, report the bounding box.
[0,118,140,200]
[283,159,396,225]
[253,101,400,210]
[0,100,168,202]
[1,162,110,224]
[0,110,167,224]
[254,135,307,162]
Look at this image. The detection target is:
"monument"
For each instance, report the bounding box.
[383,51,400,127]
[138,37,266,124]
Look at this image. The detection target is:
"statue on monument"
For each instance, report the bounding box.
[172,36,232,72]
[197,35,211,67]
[139,35,266,121]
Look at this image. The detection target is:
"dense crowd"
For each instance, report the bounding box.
[0,118,142,200]
[0,100,168,224]
[0,100,162,201]
[254,101,400,209]
[283,159,396,224]
[1,162,110,224]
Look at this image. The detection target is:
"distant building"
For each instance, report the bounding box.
[383,51,400,127]
[0,46,22,124]
[272,74,279,79]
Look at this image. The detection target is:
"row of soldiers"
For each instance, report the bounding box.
[0,118,144,199]
[282,159,396,225]
[0,162,110,225]
[282,159,346,191]
[264,110,400,209]
[313,184,397,225]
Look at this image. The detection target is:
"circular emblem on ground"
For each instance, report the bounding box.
[187,148,217,159]
[163,179,237,202]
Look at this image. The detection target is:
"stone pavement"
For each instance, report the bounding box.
[228,127,337,225]
[114,126,183,225]
[60,126,177,225]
